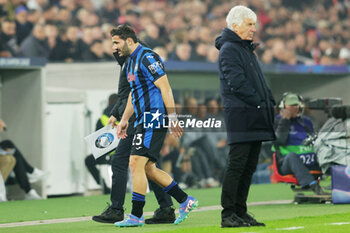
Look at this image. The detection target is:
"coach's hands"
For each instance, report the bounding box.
[117,119,128,139]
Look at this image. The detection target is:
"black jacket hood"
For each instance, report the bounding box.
[215,28,258,51]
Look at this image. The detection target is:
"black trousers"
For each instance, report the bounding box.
[0,140,33,193]
[110,133,173,210]
[221,141,261,218]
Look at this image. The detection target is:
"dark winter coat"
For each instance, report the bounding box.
[215,28,275,144]
[109,52,135,135]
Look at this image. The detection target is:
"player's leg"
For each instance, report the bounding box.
[114,154,148,227]
[146,169,175,224]
[145,161,198,225]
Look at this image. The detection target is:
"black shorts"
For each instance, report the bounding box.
[130,124,167,162]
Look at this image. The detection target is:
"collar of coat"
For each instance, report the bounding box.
[216,28,260,51]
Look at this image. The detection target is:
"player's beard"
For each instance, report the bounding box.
[120,43,130,57]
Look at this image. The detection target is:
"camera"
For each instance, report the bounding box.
[305,98,342,117]
[302,133,318,146]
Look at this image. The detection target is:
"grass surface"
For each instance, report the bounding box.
[1,183,350,233]
[0,183,295,223]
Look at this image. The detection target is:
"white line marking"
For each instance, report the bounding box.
[276,226,304,230]
[325,222,350,226]
[0,199,292,228]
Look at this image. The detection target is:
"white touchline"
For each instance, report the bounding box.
[325,222,350,226]
[276,226,305,230]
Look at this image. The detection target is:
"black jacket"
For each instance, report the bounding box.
[215,28,275,144]
[109,52,135,135]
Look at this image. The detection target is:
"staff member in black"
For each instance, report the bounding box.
[92,41,175,224]
[215,5,275,228]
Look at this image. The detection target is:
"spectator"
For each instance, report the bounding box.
[170,43,192,61]
[17,23,50,58]
[27,0,48,13]
[48,25,69,61]
[0,0,9,19]
[0,18,17,57]
[206,45,219,63]
[14,5,33,46]
[191,42,208,62]
[64,25,81,61]
[82,39,110,61]
[42,5,59,24]
[0,118,47,200]
[57,7,72,26]
[141,23,164,49]
[45,23,57,51]
[0,154,16,184]
[98,0,120,24]
[181,97,220,188]
[153,46,168,61]
[153,11,169,46]
[0,153,16,202]
[1,0,349,65]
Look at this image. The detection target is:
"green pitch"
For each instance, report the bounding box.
[1,183,350,233]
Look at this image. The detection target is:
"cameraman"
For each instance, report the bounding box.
[274,93,328,195]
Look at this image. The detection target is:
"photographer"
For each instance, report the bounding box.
[274,93,328,195]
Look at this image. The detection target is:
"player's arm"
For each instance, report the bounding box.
[116,92,134,139]
[121,92,134,122]
[154,75,183,138]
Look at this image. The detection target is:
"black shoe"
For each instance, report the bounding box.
[145,207,176,224]
[92,203,124,223]
[221,213,249,228]
[240,213,265,227]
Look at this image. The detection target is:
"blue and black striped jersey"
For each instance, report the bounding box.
[124,44,166,126]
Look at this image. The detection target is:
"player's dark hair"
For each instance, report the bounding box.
[110,24,137,43]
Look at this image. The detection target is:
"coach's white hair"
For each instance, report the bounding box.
[226,5,257,31]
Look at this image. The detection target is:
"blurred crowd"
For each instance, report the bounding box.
[158,96,227,189]
[0,0,349,65]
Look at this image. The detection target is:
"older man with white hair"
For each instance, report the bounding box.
[215,6,276,228]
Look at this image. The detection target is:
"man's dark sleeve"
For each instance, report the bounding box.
[109,103,120,120]
[274,116,291,145]
[113,52,126,66]
[219,44,261,106]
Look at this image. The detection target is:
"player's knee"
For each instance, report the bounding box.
[145,163,156,179]
[129,156,142,173]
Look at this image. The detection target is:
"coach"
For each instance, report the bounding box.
[215,5,275,228]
